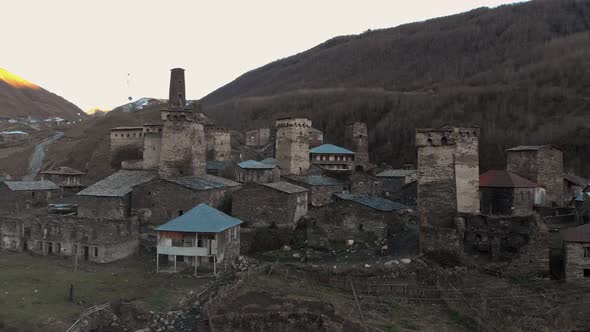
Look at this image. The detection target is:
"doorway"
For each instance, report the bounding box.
[83,246,89,260]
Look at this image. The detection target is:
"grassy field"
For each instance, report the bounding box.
[0,252,209,329]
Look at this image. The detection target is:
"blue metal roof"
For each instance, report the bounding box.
[238,160,276,169]
[206,161,226,171]
[575,192,590,202]
[309,144,354,155]
[285,175,343,186]
[155,203,243,233]
[334,193,405,211]
[260,158,278,166]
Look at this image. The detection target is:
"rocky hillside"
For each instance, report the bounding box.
[0,68,85,120]
[202,0,590,177]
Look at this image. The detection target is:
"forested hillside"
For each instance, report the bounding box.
[202,0,590,176]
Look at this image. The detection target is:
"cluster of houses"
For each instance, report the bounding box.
[0,68,589,282]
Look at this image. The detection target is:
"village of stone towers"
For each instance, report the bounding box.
[2,1,590,331]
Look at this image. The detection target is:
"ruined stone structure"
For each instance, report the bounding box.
[159,68,206,178]
[142,124,163,170]
[283,175,344,207]
[344,122,369,171]
[506,145,564,206]
[309,144,355,171]
[232,160,280,184]
[275,117,311,175]
[0,215,139,263]
[232,181,308,229]
[308,127,324,148]
[245,127,271,147]
[479,170,537,216]
[307,193,407,249]
[349,172,383,196]
[0,181,60,212]
[110,127,144,167]
[205,126,231,162]
[561,223,590,281]
[40,166,85,195]
[132,174,241,225]
[416,126,480,256]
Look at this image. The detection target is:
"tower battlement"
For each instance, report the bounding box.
[275,117,311,129]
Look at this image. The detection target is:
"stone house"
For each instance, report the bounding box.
[232,181,308,229]
[307,193,406,249]
[0,215,139,263]
[309,127,324,148]
[155,203,242,275]
[375,169,417,196]
[309,144,355,172]
[479,170,538,216]
[0,180,60,212]
[232,160,280,184]
[131,174,241,225]
[349,172,383,196]
[76,170,158,219]
[506,145,564,207]
[564,174,590,203]
[40,166,86,195]
[561,223,590,281]
[283,174,344,207]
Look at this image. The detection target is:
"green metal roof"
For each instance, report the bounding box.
[155,203,242,233]
[238,160,276,169]
[309,144,354,155]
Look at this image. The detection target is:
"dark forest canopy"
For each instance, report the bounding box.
[202,0,590,177]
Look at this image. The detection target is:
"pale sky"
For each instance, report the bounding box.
[2,0,523,111]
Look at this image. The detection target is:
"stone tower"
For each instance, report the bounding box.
[158,68,206,178]
[345,122,369,171]
[275,117,311,175]
[142,124,163,170]
[416,126,480,256]
[205,126,231,162]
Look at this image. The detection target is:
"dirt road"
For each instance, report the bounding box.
[23,131,64,180]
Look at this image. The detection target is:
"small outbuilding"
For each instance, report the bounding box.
[232,160,280,184]
[479,170,538,216]
[561,223,590,282]
[155,203,242,275]
[0,180,60,212]
[283,174,344,207]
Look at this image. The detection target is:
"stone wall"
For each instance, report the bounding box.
[132,179,241,225]
[158,110,206,177]
[275,118,311,175]
[110,127,144,167]
[143,131,162,170]
[564,242,590,281]
[344,122,369,171]
[233,166,280,184]
[205,127,231,162]
[480,187,535,216]
[76,195,131,220]
[232,185,308,229]
[349,172,383,196]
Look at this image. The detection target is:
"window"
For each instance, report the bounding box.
[94,247,98,257]
[178,210,183,216]
[31,191,35,198]
[585,269,590,278]
[584,247,590,258]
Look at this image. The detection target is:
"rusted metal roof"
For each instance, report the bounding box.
[561,223,590,243]
[479,170,538,188]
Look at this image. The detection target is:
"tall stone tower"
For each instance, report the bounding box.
[345,122,369,171]
[275,117,311,175]
[142,124,163,170]
[205,126,231,162]
[416,126,480,257]
[158,68,206,178]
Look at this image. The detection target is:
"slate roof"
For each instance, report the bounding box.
[166,174,240,190]
[334,193,405,212]
[506,145,551,152]
[284,175,343,186]
[309,144,354,155]
[110,126,143,131]
[261,181,308,194]
[479,170,538,188]
[375,169,416,178]
[561,223,590,243]
[3,180,59,191]
[206,161,226,171]
[41,166,86,175]
[238,160,276,169]
[564,174,590,187]
[155,203,242,233]
[77,170,158,197]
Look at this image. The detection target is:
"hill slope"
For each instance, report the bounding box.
[0,68,85,120]
[202,0,590,176]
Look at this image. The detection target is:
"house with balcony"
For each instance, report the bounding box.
[309,144,355,171]
[155,203,242,275]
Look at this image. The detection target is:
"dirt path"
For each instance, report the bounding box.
[23,131,63,180]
